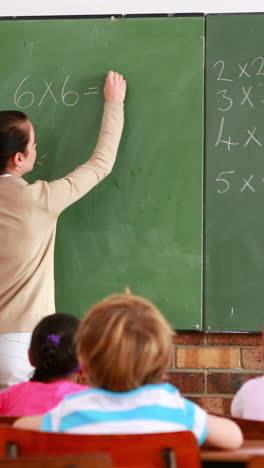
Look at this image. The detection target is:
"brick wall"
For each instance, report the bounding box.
[166,332,263,416]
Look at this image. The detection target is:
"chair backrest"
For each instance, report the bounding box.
[0,416,19,426]
[0,427,201,468]
[0,453,112,468]
[247,456,264,468]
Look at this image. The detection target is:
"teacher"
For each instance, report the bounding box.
[0,71,126,389]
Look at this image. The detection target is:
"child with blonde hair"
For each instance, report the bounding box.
[16,293,243,449]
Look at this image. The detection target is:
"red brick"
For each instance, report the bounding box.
[242,348,264,369]
[166,372,205,393]
[188,396,232,416]
[207,333,262,347]
[176,348,239,369]
[173,332,206,346]
[207,372,261,394]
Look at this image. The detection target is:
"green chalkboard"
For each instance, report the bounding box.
[0,17,204,329]
[206,14,264,331]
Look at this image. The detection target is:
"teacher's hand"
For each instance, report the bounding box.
[104,71,126,103]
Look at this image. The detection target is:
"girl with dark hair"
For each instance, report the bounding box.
[0,71,126,389]
[0,313,86,416]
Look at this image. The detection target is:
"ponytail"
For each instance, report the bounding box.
[30,313,80,383]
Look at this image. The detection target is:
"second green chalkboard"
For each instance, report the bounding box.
[206,14,264,331]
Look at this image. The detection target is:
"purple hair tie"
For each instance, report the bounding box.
[67,365,81,377]
[47,334,61,344]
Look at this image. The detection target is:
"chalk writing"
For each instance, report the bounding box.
[36,153,48,166]
[252,56,264,76]
[215,85,264,111]
[240,175,255,192]
[213,61,232,81]
[239,63,251,79]
[216,90,233,112]
[213,56,264,80]
[14,77,34,109]
[215,117,239,150]
[215,171,264,194]
[216,171,236,193]
[212,57,264,195]
[14,75,99,109]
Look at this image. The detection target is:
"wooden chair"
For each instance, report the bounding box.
[0,427,201,468]
[0,416,19,426]
[247,456,264,467]
[0,453,112,468]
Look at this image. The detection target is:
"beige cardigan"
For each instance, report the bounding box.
[0,101,124,333]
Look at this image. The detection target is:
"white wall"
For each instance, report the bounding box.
[0,0,263,16]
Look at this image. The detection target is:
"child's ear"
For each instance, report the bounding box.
[78,355,88,376]
[78,355,92,385]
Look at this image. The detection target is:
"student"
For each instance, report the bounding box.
[0,71,126,389]
[0,313,87,416]
[16,292,243,449]
[231,375,264,421]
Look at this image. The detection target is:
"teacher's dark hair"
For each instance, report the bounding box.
[0,110,29,174]
[30,313,80,383]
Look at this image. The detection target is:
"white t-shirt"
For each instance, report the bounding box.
[41,382,208,445]
[0,333,33,390]
[231,375,264,420]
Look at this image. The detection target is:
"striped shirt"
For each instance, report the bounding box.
[41,383,207,445]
